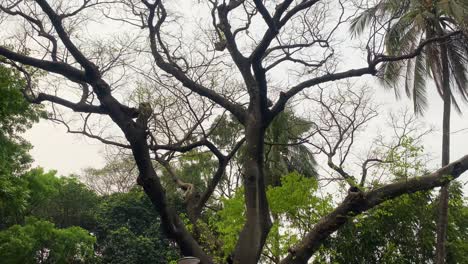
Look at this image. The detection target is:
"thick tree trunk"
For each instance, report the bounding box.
[232,113,272,264]
[435,46,451,264]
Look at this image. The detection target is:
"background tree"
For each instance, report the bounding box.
[315,181,468,264]
[95,188,179,263]
[0,64,43,228]
[81,155,137,195]
[0,64,42,176]
[351,1,468,262]
[0,218,96,264]
[214,172,332,263]
[208,108,318,190]
[24,169,100,230]
[315,138,468,264]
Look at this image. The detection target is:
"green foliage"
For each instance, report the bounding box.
[267,172,332,227]
[213,172,332,260]
[176,150,218,194]
[209,110,317,188]
[264,110,317,186]
[21,169,99,230]
[445,182,468,264]
[23,169,61,211]
[95,188,179,263]
[0,218,95,264]
[351,0,468,113]
[386,136,426,180]
[160,149,219,213]
[1,170,179,263]
[0,65,42,228]
[81,157,137,195]
[0,65,43,177]
[0,65,42,136]
[0,64,179,263]
[314,139,468,263]
[318,191,435,263]
[1,168,99,232]
[209,114,243,150]
[44,177,99,230]
[212,189,245,255]
[0,175,29,228]
[0,133,32,177]
[95,188,158,237]
[315,182,468,264]
[0,64,44,228]
[101,227,169,264]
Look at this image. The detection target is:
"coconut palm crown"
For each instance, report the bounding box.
[351,0,468,114]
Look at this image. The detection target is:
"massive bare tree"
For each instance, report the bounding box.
[0,1,467,263]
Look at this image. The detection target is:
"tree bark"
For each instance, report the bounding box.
[93,83,214,264]
[435,44,451,264]
[232,112,272,264]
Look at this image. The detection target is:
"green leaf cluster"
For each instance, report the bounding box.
[212,172,332,260]
[0,64,43,177]
[315,182,468,264]
[0,218,95,264]
[94,188,179,263]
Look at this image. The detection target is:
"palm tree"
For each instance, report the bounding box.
[263,109,317,264]
[351,1,468,263]
[264,109,317,187]
[211,109,317,188]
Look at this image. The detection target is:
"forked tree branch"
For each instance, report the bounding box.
[144,1,247,123]
[269,30,463,119]
[0,1,212,261]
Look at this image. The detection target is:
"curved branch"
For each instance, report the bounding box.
[270,30,463,119]
[0,46,86,82]
[145,1,247,123]
[281,154,468,264]
[34,93,107,114]
[35,0,100,78]
[194,137,246,215]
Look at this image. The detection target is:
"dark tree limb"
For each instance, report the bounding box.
[280,155,468,264]
[1,2,212,261]
[0,46,87,82]
[269,30,463,119]
[144,1,247,124]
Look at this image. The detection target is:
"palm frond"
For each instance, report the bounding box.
[352,0,468,115]
[405,56,415,98]
[438,0,468,27]
[350,6,380,37]
[386,17,419,56]
[412,51,429,114]
[447,39,468,102]
[378,61,404,98]
[285,144,317,178]
[426,43,445,97]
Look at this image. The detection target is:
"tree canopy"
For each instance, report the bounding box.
[0,1,467,263]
